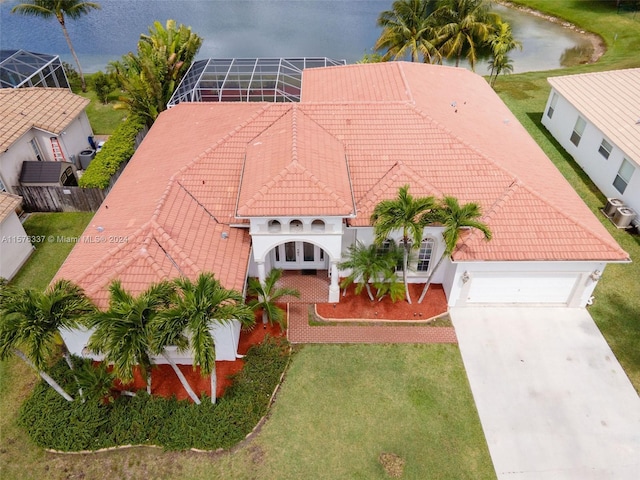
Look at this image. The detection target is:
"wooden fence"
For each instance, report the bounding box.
[14,126,148,213]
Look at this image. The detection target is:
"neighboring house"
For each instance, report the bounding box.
[0,192,33,281]
[0,87,93,194]
[54,62,629,362]
[0,49,70,89]
[541,68,640,225]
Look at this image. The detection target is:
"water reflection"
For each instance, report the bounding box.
[0,0,594,74]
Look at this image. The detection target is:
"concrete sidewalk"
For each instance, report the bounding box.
[451,307,640,480]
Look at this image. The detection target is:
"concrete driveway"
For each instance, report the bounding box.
[451,307,640,480]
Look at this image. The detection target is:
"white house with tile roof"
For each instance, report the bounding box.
[541,68,640,225]
[0,192,33,281]
[0,88,93,194]
[54,62,629,362]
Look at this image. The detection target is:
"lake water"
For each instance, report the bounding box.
[0,0,593,74]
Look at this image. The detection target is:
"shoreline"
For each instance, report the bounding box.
[498,0,606,64]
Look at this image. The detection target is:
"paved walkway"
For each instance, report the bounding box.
[451,307,640,480]
[287,303,457,344]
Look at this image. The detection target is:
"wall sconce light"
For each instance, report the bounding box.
[589,270,601,282]
[461,271,470,284]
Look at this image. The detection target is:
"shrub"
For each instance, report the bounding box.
[92,71,115,104]
[18,336,290,451]
[79,115,146,189]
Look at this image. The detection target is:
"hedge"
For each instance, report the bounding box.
[79,115,147,189]
[18,336,290,451]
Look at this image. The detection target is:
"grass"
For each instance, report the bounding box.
[74,75,128,135]
[9,212,94,291]
[1,345,494,480]
[495,2,640,392]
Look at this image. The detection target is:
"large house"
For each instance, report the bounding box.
[55,62,629,361]
[0,87,94,193]
[0,192,33,281]
[541,68,640,227]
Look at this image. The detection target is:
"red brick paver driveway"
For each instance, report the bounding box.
[287,304,457,344]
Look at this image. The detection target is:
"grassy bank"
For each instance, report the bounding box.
[496,1,640,391]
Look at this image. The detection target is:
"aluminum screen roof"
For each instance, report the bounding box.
[0,49,69,89]
[168,57,345,106]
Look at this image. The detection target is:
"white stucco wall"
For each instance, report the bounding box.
[60,319,243,365]
[0,213,34,281]
[446,260,606,307]
[541,89,640,216]
[0,112,93,193]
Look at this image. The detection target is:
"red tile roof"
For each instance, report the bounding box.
[56,63,628,305]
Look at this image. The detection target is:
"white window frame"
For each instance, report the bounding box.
[547,92,558,118]
[570,116,586,146]
[416,238,436,273]
[613,159,635,194]
[598,138,612,159]
[29,138,44,161]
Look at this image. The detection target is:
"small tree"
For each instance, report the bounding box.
[339,241,400,301]
[0,279,95,402]
[92,70,114,104]
[247,269,300,329]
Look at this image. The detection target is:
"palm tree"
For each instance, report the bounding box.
[0,279,95,401]
[247,269,300,329]
[371,185,436,304]
[154,273,255,404]
[487,19,521,86]
[86,280,174,395]
[11,1,101,92]
[432,0,496,70]
[338,241,398,301]
[375,0,441,63]
[418,196,492,303]
[109,19,202,124]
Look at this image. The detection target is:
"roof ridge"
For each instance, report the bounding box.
[151,223,200,277]
[299,166,353,211]
[396,63,414,103]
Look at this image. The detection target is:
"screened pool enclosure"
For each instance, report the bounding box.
[0,50,69,89]
[168,57,345,106]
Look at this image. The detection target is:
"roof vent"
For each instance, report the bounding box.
[612,206,636,229]
[603,198,624,217]
[221,232,229,239]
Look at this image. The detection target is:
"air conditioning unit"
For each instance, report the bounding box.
[604,198,624,217]
[612,206,636,228]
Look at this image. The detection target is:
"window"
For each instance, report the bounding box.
[417,238,435,272]
[289,219,303,231]
[29,138,43,161]
[570,116,586,146]
[598,139,612,159]
[547,92,558,118]
[613,159,635,194]
[268,220,281,232]
[0,177,6,192]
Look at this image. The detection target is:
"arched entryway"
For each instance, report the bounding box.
[272,241,328,271]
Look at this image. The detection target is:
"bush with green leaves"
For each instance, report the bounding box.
[79,115,146,189]
[18,336,290,451]
[92,70,115,104]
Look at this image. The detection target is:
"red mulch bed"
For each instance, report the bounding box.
[316,283,447,321]
[109,319,284,403]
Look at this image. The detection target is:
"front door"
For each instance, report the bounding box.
[273,242,327,269]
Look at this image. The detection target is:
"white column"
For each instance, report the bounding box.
[329,260,340,303]
[257,261,266,284]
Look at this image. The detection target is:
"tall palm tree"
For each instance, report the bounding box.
[153,273,255,404]
[371,185,436,304]
[432,0,496,70]
[86,280,174,394]
[0,279,95,401]
[247,269,299,329]
[487,19,521,86]
[11,0,102,92]
[418,196,492,303]
[338,241,398,301]
[375,0,441,63]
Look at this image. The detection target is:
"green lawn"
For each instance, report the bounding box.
[75,77,128,135]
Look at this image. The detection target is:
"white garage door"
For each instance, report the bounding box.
[466,273,580,305]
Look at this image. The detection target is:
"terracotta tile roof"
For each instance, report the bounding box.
[55,63,629,304]
[0,88,89,151]
[548,68,640,164]
[0,192,22,222]
[237,106,355,216]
